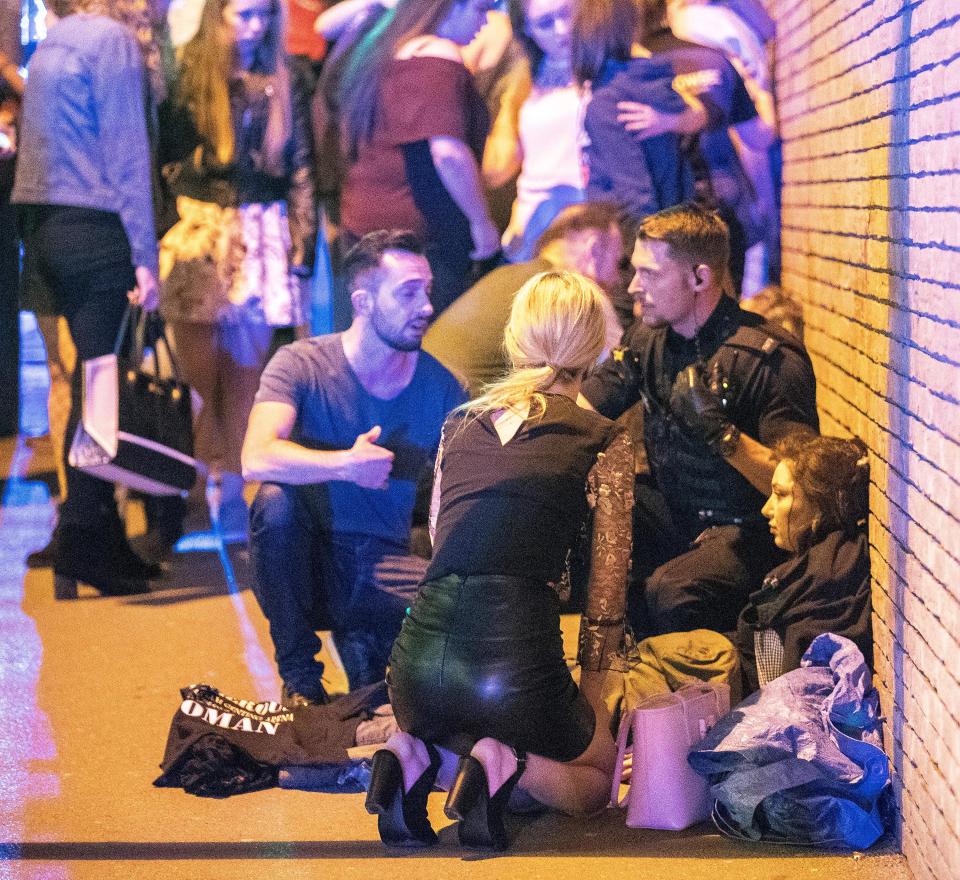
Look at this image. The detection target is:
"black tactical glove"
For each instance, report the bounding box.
[669,364,740,455]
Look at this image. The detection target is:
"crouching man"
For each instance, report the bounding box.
[242,231,466,705]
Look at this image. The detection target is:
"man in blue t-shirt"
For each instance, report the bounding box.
[243,231,466,704]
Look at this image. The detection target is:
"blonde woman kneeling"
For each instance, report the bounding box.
[365,270,633,850]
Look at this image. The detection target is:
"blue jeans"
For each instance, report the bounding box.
[249,482,427,696]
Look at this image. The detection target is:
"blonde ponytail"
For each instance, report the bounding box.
[456,270,608,422]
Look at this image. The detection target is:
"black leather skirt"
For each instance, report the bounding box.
[387,573,595,762]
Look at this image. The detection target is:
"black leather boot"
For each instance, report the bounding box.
[53,522,157,598]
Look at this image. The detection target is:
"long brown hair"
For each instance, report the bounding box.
[339,0,459,159]
[571,0,638,85]
[774,434,870,547]
[176,0,291,173]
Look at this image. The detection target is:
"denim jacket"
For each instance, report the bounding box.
[11,14,157,275]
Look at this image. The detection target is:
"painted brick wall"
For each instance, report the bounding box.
[771,1,960,877]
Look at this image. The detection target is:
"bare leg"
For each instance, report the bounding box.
[471,717,617,817]
[383,731,458,792]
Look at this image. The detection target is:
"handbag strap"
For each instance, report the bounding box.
[112,305,137,357]
[114,307,187,386]
[143,312,186,385]
[609,708,634,808]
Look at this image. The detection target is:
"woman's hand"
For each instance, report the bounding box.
[128,266,159,312]
[616,101,674,139]
[469,216,501,260]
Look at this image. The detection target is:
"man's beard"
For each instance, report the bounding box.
[372,313,423,352]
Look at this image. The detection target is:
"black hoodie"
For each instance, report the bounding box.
[737,530,873,695]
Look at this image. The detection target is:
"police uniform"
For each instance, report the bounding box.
[581,294,818,635]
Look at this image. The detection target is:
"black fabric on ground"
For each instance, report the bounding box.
[154,681,387,797]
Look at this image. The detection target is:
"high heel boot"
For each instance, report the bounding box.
[365,743,441,847]
[52,522,154,599]
[444,744,527,850]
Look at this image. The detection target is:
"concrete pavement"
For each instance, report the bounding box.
[0,428,913,880]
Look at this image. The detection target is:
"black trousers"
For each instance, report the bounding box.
[19,206,135,525]
[0,156,17,437]
[629,475,787,637]
[249,481,427,696]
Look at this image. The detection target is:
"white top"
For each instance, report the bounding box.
[504,84,585,256]
[670,5,770,90]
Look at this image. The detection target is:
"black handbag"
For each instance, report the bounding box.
[68,307,200,495]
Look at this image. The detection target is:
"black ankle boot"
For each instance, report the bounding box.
[365,745,440,847]
[444,748,527,850]
[138,494,186,563]
[53,524,153,598]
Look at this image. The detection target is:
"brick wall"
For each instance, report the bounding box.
[771,1,960,877]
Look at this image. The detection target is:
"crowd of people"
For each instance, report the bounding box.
[2,0,875,855]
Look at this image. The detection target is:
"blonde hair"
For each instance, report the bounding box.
[458,270,608,420]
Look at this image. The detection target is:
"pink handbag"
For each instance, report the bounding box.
[610,682,730,830]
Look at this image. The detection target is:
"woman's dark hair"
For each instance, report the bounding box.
[571,0,639,85]
[508,0,544,79]
[339,0,459,159]
[774,433,870,545]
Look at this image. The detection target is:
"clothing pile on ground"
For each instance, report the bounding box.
[154,681,394,798]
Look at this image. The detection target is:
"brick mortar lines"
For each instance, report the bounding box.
[777,4,945,111]
[869,527,959,680]
[778,87,960,144]
[799,279,960,369]
[781,165,960,187]
[777,9,948,105]
[807,303,960,422]
[870,650,953,880]
[800,355,960,573]
[782,129,960,167]
[816,402,960,709]
[773,0,885,59]
[803,321,960,454]
[869,629,959,834]
[780,263,960,330]
[798,396,960,669]
[890,746,953,880]
[781,242,960,293]
[782,194,960,212]
[871,661,956,849]
[782,222,960,257]
[902,824,940,880]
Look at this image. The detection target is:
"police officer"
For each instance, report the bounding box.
[580,203,818,635]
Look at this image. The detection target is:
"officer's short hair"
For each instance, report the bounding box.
[343,230,425,295]
[637,203,730,285]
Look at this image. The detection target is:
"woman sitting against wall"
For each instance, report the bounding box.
[737,433,873,695]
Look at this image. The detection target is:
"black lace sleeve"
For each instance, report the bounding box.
[578,426,634,671]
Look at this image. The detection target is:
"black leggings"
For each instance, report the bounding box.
[20,206,135,525]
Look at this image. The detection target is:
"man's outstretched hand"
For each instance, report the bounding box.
[345,425,395,489]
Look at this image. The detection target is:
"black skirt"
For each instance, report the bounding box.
[387,573,595,762]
